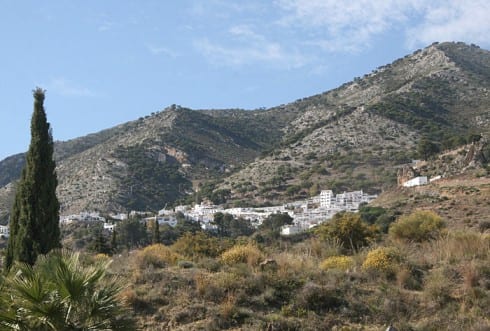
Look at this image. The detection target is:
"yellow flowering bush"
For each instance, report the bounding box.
[362,247,399,275]
[171,232,232,259]
[136,244,180,268]
[319,255,354,271]
[220,244,263,267]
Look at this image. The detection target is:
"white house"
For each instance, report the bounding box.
[281,225,303,236]
[403,176,428,187]
[0,224,9,238]
[319,190,334,208]
[157,216,178,227]
[103,223,115,232]
[109,213,128,221]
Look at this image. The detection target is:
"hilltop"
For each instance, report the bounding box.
[0,42,489,216]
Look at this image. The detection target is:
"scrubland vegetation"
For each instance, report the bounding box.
[75,207,490,330]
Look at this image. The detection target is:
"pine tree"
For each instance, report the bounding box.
[5,88,60,270]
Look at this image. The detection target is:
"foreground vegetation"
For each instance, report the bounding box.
[1,182,489,330]
[91,208,489,330]
[0,250,135,330]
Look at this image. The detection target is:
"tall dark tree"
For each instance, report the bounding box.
[5,88,60,270]
[152,218,161,244]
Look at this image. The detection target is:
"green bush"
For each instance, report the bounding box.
[0,250,136,330]
[315,212,378,252]
[171,232,231,259]
[389,210,445,242]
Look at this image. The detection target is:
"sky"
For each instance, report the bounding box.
[1,0,489,161]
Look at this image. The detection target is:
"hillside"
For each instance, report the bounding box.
[220,42,490,205]
[0,42,489,215]
[99,172,490,330]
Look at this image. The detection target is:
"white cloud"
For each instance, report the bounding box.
[194,25,309,69]
[146,44,179,58]
[190,0,265,17]
[275,0,412,51]
[46,78,95,97]
[192,0,489,69]
[229,25,264,41]
[274,0,490,52]
[406,1,490,48]
[97,20,114,32]
[195,39,307,68]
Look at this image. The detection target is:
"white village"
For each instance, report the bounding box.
[53,189,377,237]
[0,162,440,240]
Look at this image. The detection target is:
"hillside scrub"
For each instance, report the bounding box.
[135,243,181,269]
[314,212,379,252]
[27,202,488,330]
[220,244,263,267]
[362,246,401,277]
[319,255,354,271]
[109,222,489,330]
[389,210,445,242]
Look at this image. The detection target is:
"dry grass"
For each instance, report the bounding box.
[424,231,490,265]
[220,244,263,267]
[134,244,182,269]
[104,221,490,330]
[319,255,355,271]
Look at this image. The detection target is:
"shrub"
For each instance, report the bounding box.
[294,282,344,313]
[0,250,136,330]
[171,232,231,260]
[389,210,445,242]
[362,247,400,276]
[194,272,226,302]
[315,212,378,252]
[220,244,263,267]
[423,268,453,306]
[428,231,489,264]
[319,255,354,271]
[478,220,490,233]
[136,244,180,268]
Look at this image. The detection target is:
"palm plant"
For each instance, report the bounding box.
[0,250,136,330]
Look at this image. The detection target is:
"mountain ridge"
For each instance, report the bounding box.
[0,41,489,216]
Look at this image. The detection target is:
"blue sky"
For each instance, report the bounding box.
[1,0,489,160]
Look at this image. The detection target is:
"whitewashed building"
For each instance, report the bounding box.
[281,224,303,236]
[403,176,428,187]
[103,223,115,232]
[0,224,9,238]
[109,213,128,221]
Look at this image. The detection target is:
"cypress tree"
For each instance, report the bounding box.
[152,218,161,244]
[5,88,60,270]
[111,228,118,253]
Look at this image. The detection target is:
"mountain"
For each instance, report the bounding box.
[219,42,490,205]
[0,42,489,216]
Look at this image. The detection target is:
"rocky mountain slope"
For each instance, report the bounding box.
[220,42,490,205]
[0,42,489,215]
